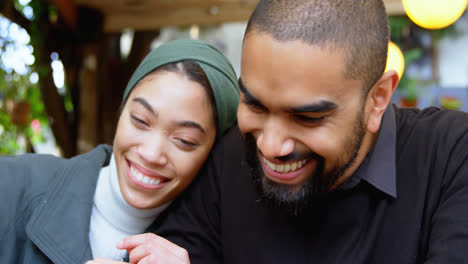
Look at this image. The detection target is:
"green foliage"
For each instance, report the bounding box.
[398,48,423,100]
[439,96,462,110]
[429,23,459,42]
[0,11,48,155]
[0,69,47,154]
[388,15,461,101]
[389,16,412,43]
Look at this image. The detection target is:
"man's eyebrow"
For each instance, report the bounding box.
[133,97,157,116]
[238,78,267,109]
[290,100,338,113]
[173,120,206,134]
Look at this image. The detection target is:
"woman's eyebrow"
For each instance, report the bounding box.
[173,120,206,135]
[133,97,157,117]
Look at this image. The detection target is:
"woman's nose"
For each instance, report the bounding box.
[137,135,168,166]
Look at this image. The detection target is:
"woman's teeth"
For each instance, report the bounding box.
[263,157,307,173]
[130,165,162,186]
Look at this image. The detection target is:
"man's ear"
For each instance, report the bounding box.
[365,70,399,133]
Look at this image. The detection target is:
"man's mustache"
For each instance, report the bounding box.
[253,140,324,164]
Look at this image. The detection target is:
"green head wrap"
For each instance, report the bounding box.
[122,38,240,137]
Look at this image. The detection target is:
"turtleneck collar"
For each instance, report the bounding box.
[94,154,171,234]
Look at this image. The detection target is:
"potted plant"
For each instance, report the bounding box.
[397,48,423,107]
[439,96,462,110]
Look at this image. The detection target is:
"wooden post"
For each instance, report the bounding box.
[77,45,99,153]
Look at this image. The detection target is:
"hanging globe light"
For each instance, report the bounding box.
[385,41,405,78]
[402,0,468,29]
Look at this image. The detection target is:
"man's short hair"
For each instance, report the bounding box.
[245,0,389,94]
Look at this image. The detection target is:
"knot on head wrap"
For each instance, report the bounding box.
[122,38,240,137]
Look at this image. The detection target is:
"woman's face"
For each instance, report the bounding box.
[113,70,217,209]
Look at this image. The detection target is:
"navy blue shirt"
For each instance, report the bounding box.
[154,105,468,263]
[339,106,397,198]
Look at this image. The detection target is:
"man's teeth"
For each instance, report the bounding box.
[263,157,307,173]
[130,166,162,186]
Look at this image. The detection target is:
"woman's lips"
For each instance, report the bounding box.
[126,159,169,190]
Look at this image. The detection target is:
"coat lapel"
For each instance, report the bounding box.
[26,145,112,264]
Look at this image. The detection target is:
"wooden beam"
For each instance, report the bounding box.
[50,0,78,28]
[77,0,405,32]
[384,0,406,16]
[104,5,256,32]
[75,0,258,13]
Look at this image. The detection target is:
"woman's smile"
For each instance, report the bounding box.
[126,158,169,190]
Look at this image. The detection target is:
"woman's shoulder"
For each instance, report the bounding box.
[0,144,113,196]
[0,152,66,181]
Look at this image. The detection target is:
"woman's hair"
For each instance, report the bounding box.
[138,60,218,130]
[121,39,239,137]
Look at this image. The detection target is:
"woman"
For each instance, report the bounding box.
[0,39,239,264]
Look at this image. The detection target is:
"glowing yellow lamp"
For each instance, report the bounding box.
[403,0,468,29]
[385,41,405,78]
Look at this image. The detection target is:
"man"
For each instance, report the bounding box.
[154,0,468,263]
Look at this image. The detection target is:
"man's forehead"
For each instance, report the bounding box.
[241,33,366,99]
[242,33,346,74]
[243,31,344,57]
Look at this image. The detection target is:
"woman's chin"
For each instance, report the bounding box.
[122,189,160,209]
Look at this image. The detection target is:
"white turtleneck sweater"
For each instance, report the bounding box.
[89,154,171,260]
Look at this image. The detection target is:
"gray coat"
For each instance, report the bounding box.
[0,145,113,264]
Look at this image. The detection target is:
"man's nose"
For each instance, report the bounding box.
[256,119,294,160]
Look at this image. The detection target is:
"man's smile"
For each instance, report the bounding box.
[262,157,308,173]
[259,154,315,182]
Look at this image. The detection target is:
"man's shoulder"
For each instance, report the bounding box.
[394,106,468,190]
[395,105,468,128]
[211,125,246,162]
[394,106,468,145]
[217,124,245,147]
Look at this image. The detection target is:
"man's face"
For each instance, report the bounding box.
[239,32,371,211]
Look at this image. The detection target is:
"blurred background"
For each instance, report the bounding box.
[0,0,467,156]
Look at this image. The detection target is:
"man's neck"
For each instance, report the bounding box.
[331,130,379,190]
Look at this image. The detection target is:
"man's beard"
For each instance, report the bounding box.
[245,109,366,214]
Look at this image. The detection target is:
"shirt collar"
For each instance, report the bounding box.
[339,105,397,198]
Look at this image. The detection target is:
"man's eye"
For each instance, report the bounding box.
[242,98,267,113]
[295,115,325,124]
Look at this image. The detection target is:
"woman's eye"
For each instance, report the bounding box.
[174,137,199,150]
[131,115,148,127]
[179,138,197,147]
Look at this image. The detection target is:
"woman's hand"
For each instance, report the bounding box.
[85,259,127,264]
[118,233,190,264]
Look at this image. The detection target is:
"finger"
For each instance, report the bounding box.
[128,240,189,264]
[117,233,155,250]
[118,233,178,253]
[85,258,128,264]
[128,244,150,264]
[128,243,174,264]
[134,248,190,264]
